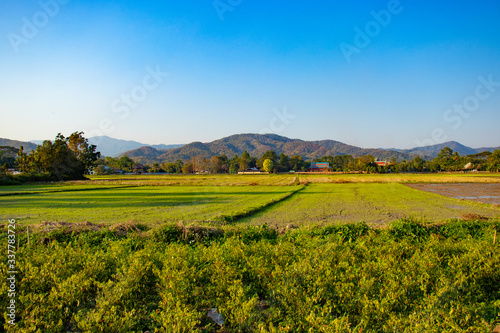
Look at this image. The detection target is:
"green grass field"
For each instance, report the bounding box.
[239,183,500,226]
[2,173,500,332]
[82,174,298,186]
[0,185,302,226]
[1,173,499,228]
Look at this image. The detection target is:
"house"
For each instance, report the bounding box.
[90,165,124,175]
[238,167,263,174]
[462,162,476,172]
[375,161,390,167]
[308,162,330,172]
[132,163,147,174]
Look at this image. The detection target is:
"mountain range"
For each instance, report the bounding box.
[120,134,499,164]
[86,136,184,157]
[0,138,38,152]
[2,135,498,164]
[30,136,184,157]
[389,141,499,158]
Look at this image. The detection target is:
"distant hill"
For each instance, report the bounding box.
[474,146,500,154]
[85,136,184,157]
[31,136,184,157]
[0,138,37,152]
[6,135,497,163]
[121,133,417,164]
[402,141,498,158]
[0,146,19,157]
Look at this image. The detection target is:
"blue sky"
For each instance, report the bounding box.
[1,0,499,149]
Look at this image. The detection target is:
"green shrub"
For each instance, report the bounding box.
[311,222,370,242]
[2,220,499,332]
[237,224,278,244]
[389,217,430,242]
[152,223,182,243]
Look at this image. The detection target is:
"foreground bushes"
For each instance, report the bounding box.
[1,219,500,332]
[0,173,57,185]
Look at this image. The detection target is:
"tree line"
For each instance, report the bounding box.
[2,131,499,182]
[95,150,310,175]
[97,147,500,174]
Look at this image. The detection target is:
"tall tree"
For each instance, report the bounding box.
[182,163,193,174]
[277,153,290,172]
[411,156,425,172]
[488,150,500,172]
[175,160,184,173]
[208,156,218,174]
[263,159,274,173]
[229,155,239,174]
[66,132,101,174]
[239,150,251,171]
[218,155,229,173]
[258,151,277,170]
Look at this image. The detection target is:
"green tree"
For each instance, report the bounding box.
[175,160,184,173]
[218,155,230,173]
[487,150,500,172]
[209,155,229,174]
[411,156,425,172]
[261,151,277,163]
[161,163,176,174]
[0,148,16,168]
[182,163,193,174]
[94,165,108,175]
[289,155,306,172]
[209,156,220,174]
[434,147,461,171]
[15,132,100,180]
[239,150,251,171]
[118,156,134,172]
[16,146,31,173]
[263,159,274,173]
[258,151,277,171]
[228,155,239,174]
[466,151,490,171]
[277,153,290,172]
[357,155,377,172]
[66,132,101,174]
[151,163,161,173]
[0,162,8,175]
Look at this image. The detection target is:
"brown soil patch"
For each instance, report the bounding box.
[406,183,500,205]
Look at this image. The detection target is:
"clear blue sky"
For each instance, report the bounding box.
[1,0,499,149]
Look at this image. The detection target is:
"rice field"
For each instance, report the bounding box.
[1,173,499,228]
[0,185,302,226]
[239,183,500,227]
[2,173,500,332]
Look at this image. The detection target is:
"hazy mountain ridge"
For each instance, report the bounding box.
[3,135,497,164]
[30,136,184,157]
[0,138,37,152]
[401,141,494,158]
[86,136,184,157]
[121,134,419,164]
